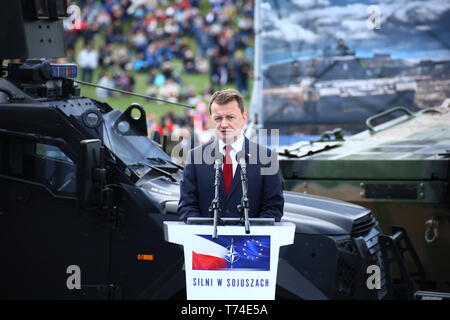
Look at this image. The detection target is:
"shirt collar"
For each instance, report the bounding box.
[218,134,245,154]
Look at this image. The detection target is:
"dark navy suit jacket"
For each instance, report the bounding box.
[178,137,284,221]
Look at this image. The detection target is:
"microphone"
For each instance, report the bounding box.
[214,154,223,165]
[214,154,223,182]
[235,151,249,164]
[236,151,248,173]
[236,150,250,234]
[210,153,223,239]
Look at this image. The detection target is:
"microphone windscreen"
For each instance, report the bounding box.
[235,150,247,165]
[214,153,223,165]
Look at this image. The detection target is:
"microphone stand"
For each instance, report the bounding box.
[237,152,250,234]
[209,156,222,240]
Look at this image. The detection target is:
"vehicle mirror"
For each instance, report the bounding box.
[78,139,105,209]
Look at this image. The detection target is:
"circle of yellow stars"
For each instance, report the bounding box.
[242,239,265,260]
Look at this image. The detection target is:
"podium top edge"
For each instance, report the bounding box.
[186,217,275,226]
[164,220,296,227]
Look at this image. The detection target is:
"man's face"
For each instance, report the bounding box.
[210,100,247,143]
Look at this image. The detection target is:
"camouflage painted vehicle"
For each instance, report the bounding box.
[277,99,450,292]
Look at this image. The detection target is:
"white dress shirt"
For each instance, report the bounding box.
[77,49,99,69]
[218,134,245,178]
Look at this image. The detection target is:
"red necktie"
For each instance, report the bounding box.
[223,145,233,194]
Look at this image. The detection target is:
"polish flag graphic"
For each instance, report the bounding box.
[192,235,228,270]
[192,234,271,271]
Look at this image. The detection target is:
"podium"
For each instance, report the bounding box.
[164,219,296,300]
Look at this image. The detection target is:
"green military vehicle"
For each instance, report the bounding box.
[277,100,450,292]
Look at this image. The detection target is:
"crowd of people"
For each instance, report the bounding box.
[65,0,254,149]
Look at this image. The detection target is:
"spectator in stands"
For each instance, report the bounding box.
[98,43,114,69]
[233,51,251,97]
[183,50,197,73]
[159,78,181,101]
[77,41,98,83]
[70,0,255,146]
[96,71,115,100]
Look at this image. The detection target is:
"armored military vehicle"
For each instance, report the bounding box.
[0,0,416,300]
[278,101,450,293]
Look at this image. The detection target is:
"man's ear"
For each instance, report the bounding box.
[242,111,248,121]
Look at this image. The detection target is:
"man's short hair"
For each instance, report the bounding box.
[208,89,245,114]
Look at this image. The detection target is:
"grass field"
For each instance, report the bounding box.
[76,61,206,118]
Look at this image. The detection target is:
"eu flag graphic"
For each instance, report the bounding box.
[192,235,270,271]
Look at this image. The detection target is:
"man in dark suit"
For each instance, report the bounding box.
[178,89,284,221]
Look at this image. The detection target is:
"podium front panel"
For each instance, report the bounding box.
[164,221,295,300]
